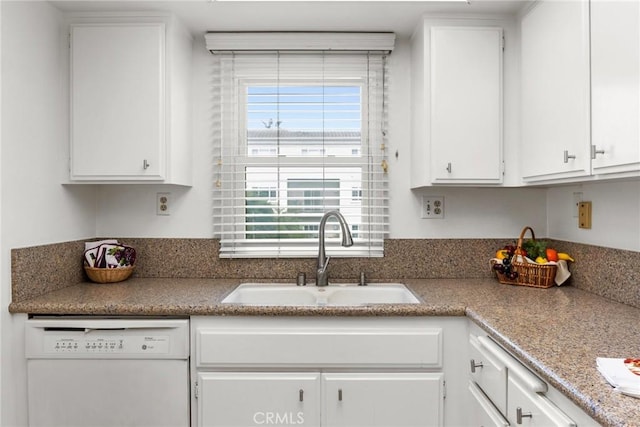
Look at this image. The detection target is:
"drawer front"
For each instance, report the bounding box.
[507,376,576,427]
[468,381,509,427]
[196,324,442,368]
[469,335,507,415]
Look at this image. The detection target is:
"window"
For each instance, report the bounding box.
[212,50,389,258]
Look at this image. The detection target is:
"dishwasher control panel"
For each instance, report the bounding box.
[44,334,169,354]
[25,318,189,359]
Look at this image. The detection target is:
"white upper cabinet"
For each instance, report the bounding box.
[430,27,503,184]
[411,21,505,188]
[69,16,192,185]
[520,0,640,184]
[520,0,591,182]
[590,0,640,175]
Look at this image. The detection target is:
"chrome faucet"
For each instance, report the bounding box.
[316,211,354,287]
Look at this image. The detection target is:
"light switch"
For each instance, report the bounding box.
[578,201,591,229]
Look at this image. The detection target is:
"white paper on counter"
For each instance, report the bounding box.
[597,357,640,398]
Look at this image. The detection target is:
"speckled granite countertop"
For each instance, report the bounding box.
[9,278,640,426]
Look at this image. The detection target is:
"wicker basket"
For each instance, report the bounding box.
[491,226,557,289]
[85,266,134,284]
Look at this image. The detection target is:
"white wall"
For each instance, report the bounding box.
[0,1,3,423]
[547,181,640,251]
[96,35,549,240]
[1,2,97,425]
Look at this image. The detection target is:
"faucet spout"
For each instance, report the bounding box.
[316,210,353,287]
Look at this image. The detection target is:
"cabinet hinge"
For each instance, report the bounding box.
[443,380,446,399]
[502,160,506,176]
[194,381,199,399]
[501,35,505,51]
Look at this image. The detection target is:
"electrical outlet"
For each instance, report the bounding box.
[421,196,444,219]
[157,192,171,216]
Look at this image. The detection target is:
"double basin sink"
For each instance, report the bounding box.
[222,282,421,306]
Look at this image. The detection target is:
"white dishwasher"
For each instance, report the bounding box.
[25,317,190,427]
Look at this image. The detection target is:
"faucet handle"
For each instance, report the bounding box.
[321,256,331,272]
[359,272,367,286]
[297,272,307,286]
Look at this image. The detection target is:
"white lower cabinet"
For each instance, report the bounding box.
[197,371,443,427]
[507,375,575,427]
[467,324,598,426]
[197,372,321,427]
[468,381,509,427]
[322,373,443,427]
[191,316,462,427]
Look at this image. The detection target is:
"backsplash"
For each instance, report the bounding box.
[11,240,86,303]
[550,240,640,309]
[11,238,640,309]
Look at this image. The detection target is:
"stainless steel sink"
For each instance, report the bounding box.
[221,283,421,306]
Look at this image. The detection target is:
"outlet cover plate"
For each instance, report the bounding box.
[421,196,444,219]
[157,192,171,216]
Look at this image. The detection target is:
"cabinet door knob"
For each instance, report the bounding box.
[143,159,150,170]
[338,388,343,401]
[470,359,484,373]
[563,150,576,163]
[591,145,605,159]
[516,407,533,424]
[446,162,452,173]
[299,389,304,402]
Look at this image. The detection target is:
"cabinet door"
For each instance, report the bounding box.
[507,376,576,427]
[521,0,591,182]
[591,0,640,175]
[70,23,165,180]
[430,27,503,184]
[322,372,443,427]
[197,372,321,427]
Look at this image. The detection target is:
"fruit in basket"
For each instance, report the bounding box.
[557,252,575,262]
[522,239,547,261]
[495,249,509,260]
[535,256,548,264]
[545,248,559,262]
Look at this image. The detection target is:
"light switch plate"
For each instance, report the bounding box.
[578,201,591,229]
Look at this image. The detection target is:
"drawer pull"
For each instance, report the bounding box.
[516,407,533,424]
[563,150,576,163]
[338,388,343,401]
[299,389,304,402]
[591,145,605,159]
[470,359,484,373]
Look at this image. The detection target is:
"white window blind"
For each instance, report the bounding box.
[212,50,389,258]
